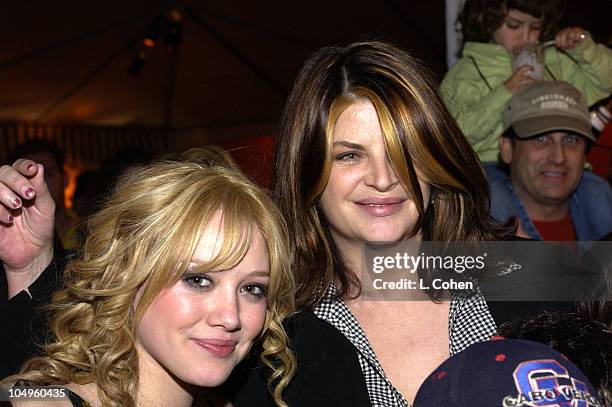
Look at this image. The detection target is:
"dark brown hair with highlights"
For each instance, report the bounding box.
[274,40,512,309]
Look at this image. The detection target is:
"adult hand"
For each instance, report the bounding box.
[504,65,537,94]
[0,159,55,298]
[555,27,588,50]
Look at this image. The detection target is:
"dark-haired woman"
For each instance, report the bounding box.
[228,40,516,406]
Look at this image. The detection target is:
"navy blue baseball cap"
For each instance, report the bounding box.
[414,337,603,407]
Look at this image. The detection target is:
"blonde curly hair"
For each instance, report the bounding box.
[2,160,296,406]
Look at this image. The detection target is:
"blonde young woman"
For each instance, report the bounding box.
[0,160,295,406]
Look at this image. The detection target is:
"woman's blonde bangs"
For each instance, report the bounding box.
[132,169,288,325]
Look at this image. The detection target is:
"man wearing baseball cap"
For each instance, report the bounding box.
[489,81,612,241]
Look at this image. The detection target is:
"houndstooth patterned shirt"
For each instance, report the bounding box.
[312,285,496,407]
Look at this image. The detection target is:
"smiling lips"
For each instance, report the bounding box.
[193,339,237,357]
[354,197,406,217]
[539,169,569,180]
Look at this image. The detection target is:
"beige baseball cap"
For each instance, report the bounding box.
[502,81,595,142]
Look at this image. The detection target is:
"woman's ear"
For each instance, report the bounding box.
[131,284,146,320]
[499,137,514,165]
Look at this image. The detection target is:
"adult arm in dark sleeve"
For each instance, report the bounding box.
[0,246,65,378]
[0,159,57,378]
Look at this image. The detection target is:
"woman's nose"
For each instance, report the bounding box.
[365,156,399,192]
[207,289,242,331]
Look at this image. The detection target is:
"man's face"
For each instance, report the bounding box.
[501,131,586,210]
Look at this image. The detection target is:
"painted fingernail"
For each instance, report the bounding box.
[12,197,21,208]
[24,187,35,198]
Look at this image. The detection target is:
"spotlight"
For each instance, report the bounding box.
[142,16,163,48]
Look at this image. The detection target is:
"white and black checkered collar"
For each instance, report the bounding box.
[312,282,496,407]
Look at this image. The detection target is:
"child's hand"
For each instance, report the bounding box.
[504,65,537,94]
[555,27,588,50]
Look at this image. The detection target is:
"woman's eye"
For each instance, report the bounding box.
[241,284,267,299]
[182,273,212,290]
[336,152,360,163]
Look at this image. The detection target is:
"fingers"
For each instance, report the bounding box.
[0,201,16,223]
[513,65,534,77]
[505,65,537,93]
[0,159,53,223]
[555,27,588,49]
[514,65,538,83]
[28,163,56,215]
[0,162,36,197]
[12,158,41,177]
[514,77,537,90]
[0,180,20,223]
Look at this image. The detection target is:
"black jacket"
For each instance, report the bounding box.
[225,311,371,407]
[0,245,66,379]
[226,239,586,406]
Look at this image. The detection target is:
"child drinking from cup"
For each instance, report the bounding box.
[441,0,612,169]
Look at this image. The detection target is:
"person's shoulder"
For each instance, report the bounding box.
[487,172,510,189]
[578,171,612,192]
[488,176,517,215]
[574,171,612,205]
[285,310,345,341]
[442,53,477,84]
[285,309,360,359]
[461,41,507,61]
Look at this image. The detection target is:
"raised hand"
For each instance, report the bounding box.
[0,159,55,298]
[504,65,538,94]
[555,27,588,50]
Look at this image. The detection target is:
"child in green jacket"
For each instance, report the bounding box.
[442,0,612,164]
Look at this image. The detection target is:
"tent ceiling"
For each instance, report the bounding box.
[0,1,608,131]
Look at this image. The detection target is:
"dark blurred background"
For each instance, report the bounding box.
[0,0,609,198]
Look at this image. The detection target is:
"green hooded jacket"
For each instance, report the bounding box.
[441,36,612,162]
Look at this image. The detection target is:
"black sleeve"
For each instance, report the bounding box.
[0,250,65,378]
[223,311,371,407]
[222,351,276,407]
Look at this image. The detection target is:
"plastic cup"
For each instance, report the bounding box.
[511,43,545,80]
